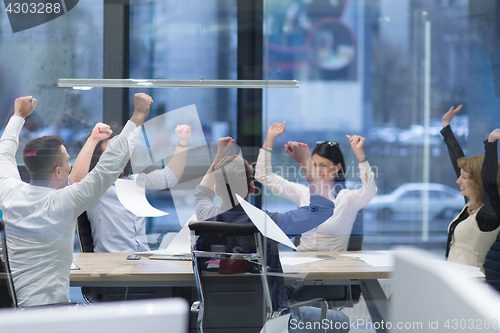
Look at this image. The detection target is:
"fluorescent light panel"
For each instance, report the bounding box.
[59,79,299,89]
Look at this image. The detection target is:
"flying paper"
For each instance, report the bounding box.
[236,194,296,250]
[115,179,168,217]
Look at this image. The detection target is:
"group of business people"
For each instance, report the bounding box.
[1,93,500,332]
[254,108,500,296]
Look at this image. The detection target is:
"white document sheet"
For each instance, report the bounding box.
[115,179,168,217]
[259,314,290,333]
[393,248,485,278]
[136,214,194,258]
[163,216,193,254]
[340,251,394,267]
[236,194,297,250]
[445,261,485,278]
[279,257,323,266]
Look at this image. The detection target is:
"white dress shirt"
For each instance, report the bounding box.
[0,116,139,307]
[87,167,178,253]
[255,147,377,251]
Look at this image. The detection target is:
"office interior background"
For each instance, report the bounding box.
[0,0,499,257]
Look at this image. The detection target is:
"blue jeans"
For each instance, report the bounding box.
[289,306,350,333]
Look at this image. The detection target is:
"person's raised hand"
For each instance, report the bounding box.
[442,105,462,128]
[346,135,365,152]
[175,125,191,145]
[131,93,153,126]
[14,96,37,119]
[285,141,311,165]
[263,121,286,149]
[90,123,112,142]
[267,122,286,140]
[216,136,235,159]
[489,129,500,142]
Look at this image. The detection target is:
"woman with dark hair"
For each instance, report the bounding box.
[255,122,377,251]
[311,140,346,180]
[441,105,500,274]
[70,123,191,253]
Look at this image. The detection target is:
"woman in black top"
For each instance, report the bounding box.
[441,105,500,278]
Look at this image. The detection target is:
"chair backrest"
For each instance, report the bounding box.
[77,212,94,253]
[347,209,364,251]
[0,219,17,308]
[188,221,271,333]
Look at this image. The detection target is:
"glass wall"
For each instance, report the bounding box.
[1,0,499,262]
[1,0,495,255]
[0,0,499,319]
[0,1,104,166]
[263,0,500,254]
[129,0,238,242]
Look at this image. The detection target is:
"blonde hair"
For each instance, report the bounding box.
[457,154,500,204]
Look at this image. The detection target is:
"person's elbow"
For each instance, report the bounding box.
[366,181,378,198]
[309,195,334,217]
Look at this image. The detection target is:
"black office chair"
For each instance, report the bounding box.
[0,219,17,308]
[188,220,328,333]
[76,212,176,303]
[77,211,94,253]
[290,209,364,308]
[347,209,364,252]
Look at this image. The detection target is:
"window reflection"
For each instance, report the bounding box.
[0,0,103,165]
[263,0,492,253]
[129,0,238,239]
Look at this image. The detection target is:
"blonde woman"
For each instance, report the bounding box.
[441,105,500,274]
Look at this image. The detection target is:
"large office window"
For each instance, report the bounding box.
[3,0,500,258]
[129,0,238,237]
[0,1,104,165]
[262,0,500,254]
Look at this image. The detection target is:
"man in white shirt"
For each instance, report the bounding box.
[69,124,191,253]
[0,93,152,307]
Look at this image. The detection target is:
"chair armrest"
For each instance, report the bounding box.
[188,221,258,234]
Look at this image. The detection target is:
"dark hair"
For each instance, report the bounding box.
[214,155,254,204]
[87,124,133,177]
[23,136,65,180]
[312,142,346,180]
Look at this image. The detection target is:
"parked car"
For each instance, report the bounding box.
[366,183,464,220]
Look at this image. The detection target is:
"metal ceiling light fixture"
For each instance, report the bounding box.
[58,79,299,89]
[59,0,299,90]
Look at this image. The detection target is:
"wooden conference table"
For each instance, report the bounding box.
[71,250,392,327]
